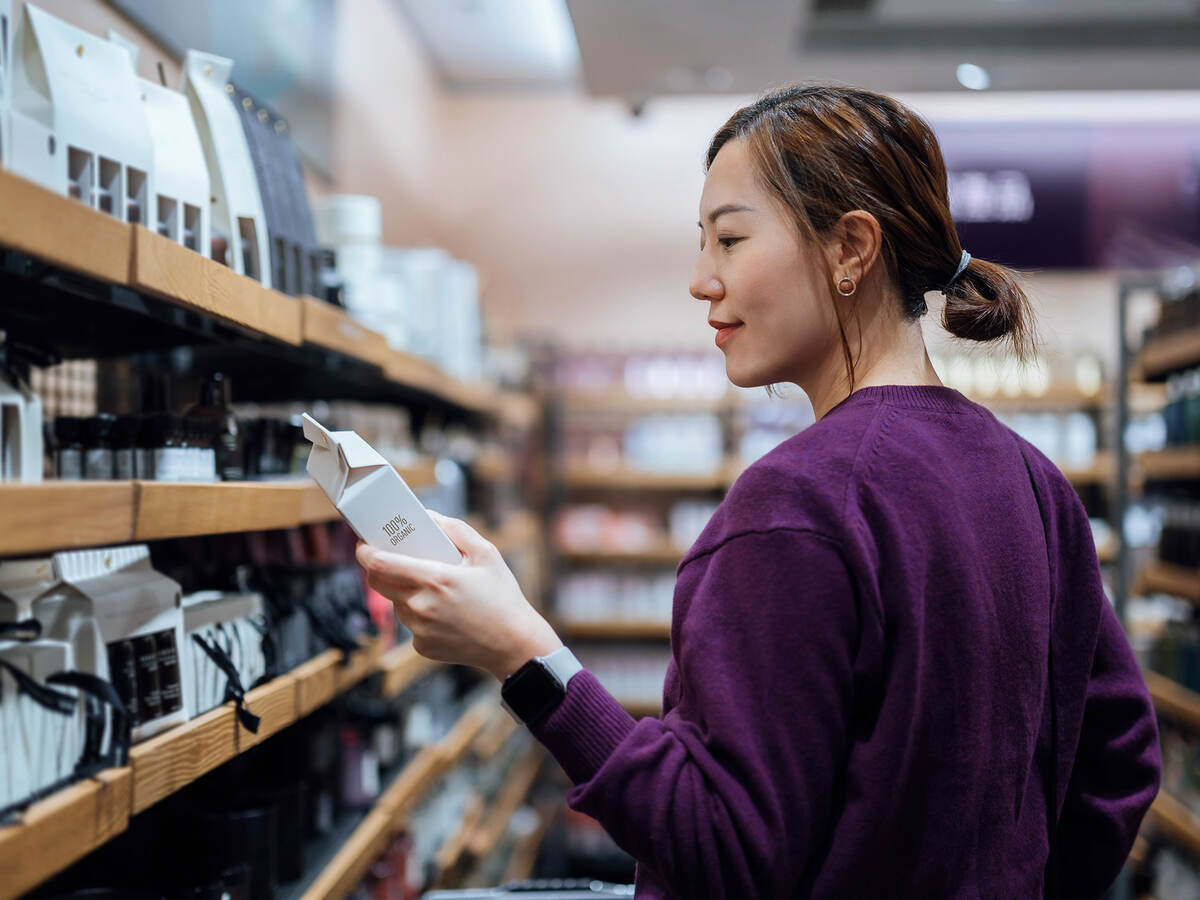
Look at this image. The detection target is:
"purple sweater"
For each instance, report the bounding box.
[532,385,1160,899]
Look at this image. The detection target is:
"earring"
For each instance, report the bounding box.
[837,277,857,297]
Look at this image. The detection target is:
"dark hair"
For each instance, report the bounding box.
[706,84,1037,387]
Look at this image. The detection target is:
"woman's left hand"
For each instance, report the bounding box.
[356,511,562,681]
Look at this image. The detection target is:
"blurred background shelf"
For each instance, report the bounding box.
[1137,561,1200,603]
[560,620,672,640]
[1143,670,1200,732]
[558,546,685,567]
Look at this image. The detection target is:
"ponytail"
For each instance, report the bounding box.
[940,255,1037,361]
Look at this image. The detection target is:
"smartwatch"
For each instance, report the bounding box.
[500,646,582,726]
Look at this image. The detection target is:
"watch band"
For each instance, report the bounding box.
[540,645,583,686]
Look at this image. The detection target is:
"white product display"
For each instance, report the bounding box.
[381,247,447,363]
[8,4,154,223]
[109,34,210,253]
[0,0,11,167]
[0,365,42,482]
[182,50,270,285]
[302,413,462,564]
[624,413,724,474]
[33,544,188,742]
[440,259,483,382]
[182,590,266,719]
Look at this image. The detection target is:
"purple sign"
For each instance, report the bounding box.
[934,121,1200,270]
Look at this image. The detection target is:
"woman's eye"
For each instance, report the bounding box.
[718,236,742,249]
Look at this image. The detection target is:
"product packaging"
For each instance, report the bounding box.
[0,364,42,483]
[301,413,461,564]
[182,589,266,721]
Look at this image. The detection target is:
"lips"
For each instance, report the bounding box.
[711,321,742,349]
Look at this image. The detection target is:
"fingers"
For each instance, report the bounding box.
[355,542,453,592]
[428,511,497,561]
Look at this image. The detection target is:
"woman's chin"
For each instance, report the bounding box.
[724,360,774,390]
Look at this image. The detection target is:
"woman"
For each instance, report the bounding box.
[358,85,1161,898]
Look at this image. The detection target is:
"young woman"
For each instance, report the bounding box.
[358,85,1161,898]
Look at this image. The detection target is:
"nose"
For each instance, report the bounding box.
[690,255,723,303]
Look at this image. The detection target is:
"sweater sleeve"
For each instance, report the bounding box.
[530,528,867,898]
[1055,598,1161,898]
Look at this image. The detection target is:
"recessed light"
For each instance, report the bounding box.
[956,63,991,91]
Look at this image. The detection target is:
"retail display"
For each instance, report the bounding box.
[573,645,670,710]
[302,413,462,564]
[183,373,244,481]
[555,571,674,626]
[556,349,727,401]
[1163,368,1200,447]
[182,49,271,284]
[181,590,267,720]
[7,4,153,222]
[0,352,42,483]
[229,84,320,297]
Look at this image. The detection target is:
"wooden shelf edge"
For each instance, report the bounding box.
[1138,327,1200,380]
[298,808,394,900]
[558,547,684,567]
[561,464,730,492]
[561,620,672,640]
[1147,790,1200,860]
[1137,448,1200,482]
[1144,670,1200,732]
[620,700,662,718]
[1137,561,1200,603]
[465,746,544,861]
[379,642,440,699]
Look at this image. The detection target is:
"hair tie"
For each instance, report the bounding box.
[942,250,971,292]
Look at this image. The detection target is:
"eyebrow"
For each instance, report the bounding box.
[697,203,754,227]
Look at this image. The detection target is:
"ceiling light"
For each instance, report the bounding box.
[956,63,991,91]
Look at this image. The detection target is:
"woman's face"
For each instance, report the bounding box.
[691,138,841,389]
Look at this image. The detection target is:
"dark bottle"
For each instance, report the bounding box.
[54,416,85,480]
[83,413,116,479]
[151,413,185,482]
[112,414,138,480]
[135,414,157,479]
[184,374,245,481]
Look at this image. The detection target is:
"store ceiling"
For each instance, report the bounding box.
[395,0,1200,96]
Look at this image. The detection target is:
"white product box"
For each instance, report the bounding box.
[0,366,42,482]
[182,590,266,719]
[0,0,11,168]
[108,32,211,255]
[302,413,461,564]
[182,49,271,286]
[33,544,188,742]
[8,4,155,224]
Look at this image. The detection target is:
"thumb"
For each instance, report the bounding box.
[429,511,496,562]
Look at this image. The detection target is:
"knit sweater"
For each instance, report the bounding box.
[531,384,1160,899]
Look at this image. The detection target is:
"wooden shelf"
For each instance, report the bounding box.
[378,642,440,699]
[1137,448,1200,482]
[298,697,493,900]
[0,638,388,900]
[620,700,662,718]
[1147,790,1200,860]
[0,470,440,557]
[971,386,1109,411]
[1144,670,1200,732]
[1138,327,1200,381]
[300,296,389,366]
[1060,452,1116,486]
[563,391,734,415]
[562,620,672,640]
[559,546,684,567]
[492,510,541,558]
[472,450,519,482]
[1137,561,1200,603]
[561,463,730,492]
[0,482,137,555]
[1096,536,1119,565]
[465,745,544,861]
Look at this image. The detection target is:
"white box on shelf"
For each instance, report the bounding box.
[31,544,189,742]
[108,31,211,254]
[8,3,155,224]
[302,413,461,564]
[0,0,12,168]
[0,366,41,482]
[182,50,271,286]
[181,590,266,719]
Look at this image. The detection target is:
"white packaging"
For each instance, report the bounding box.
[0,0,11,168]
[0,366,41,482]
[302,413,461,564]
[8,4,154,223]
[182,50,271,286]
[182,590,265,719]
[35,544,188,742]
[109,33,211,254]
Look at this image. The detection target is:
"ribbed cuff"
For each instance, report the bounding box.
[529,669,638,785]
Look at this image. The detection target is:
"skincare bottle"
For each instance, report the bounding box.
[135,414,156,479]
[83,413,116,479]
[54,416,85,480]
[184,374,243,481]
[112,415,137,480]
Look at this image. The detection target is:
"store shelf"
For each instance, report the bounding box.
[0,638,391,900]
[1060,452,1116,486]
[620,700,662,718]
[1146,790,1200,860]
[563,391,734,415]
[561,620,672,640]
[971,386,1109,411]
[1137,561,1200,603]
[0,468,441,557]
[473,450,520,482]
[0,482,137,555]
[299,296,389,366]
[1137,448,1200,482]
[297,698,492,900]
[501,802,554,883]
[1137,327,1200,381]
[434,793,486,877]
[1144,670,1200,732]
[492,511,542,558]
[561,463,730,492]
[558,546,684,567]
[1096,536,1119,565]
[379,642,440,699]
[465,746,545,862]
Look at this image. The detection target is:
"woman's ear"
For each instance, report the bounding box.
[824,210,883,285]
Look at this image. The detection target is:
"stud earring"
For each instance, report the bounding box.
[837,277,857,297]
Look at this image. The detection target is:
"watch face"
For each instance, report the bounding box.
[503,659,564,724]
